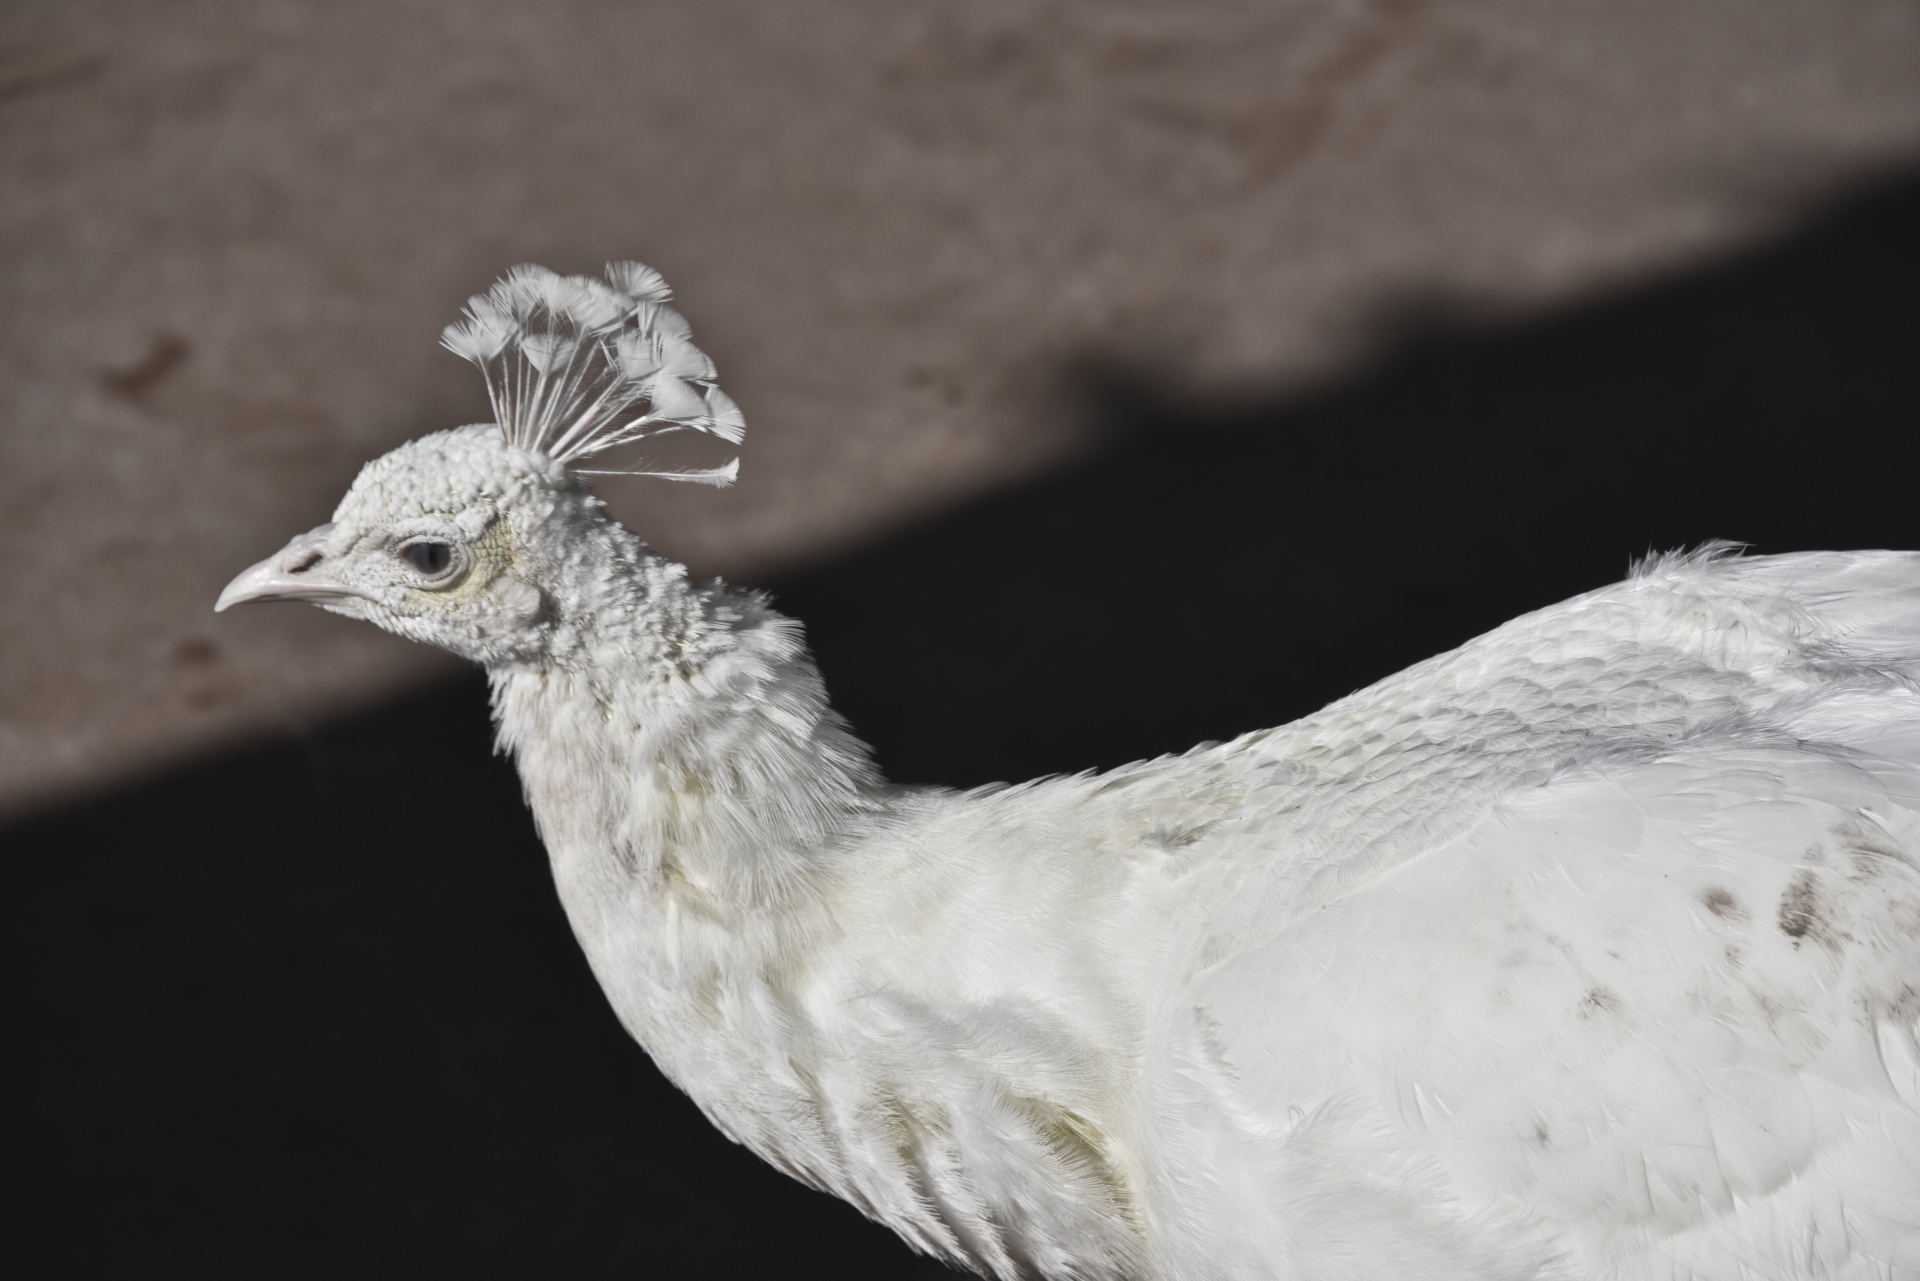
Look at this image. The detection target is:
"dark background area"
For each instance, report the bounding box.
[786,169,1920,786]
[14,169,1920,1278]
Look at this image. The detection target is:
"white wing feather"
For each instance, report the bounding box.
[1172,744,1920,1276]
[1139,550,1920,1276]
[803,550,1920,1277]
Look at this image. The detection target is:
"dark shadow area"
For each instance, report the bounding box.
[781,167,1920,787]
[11,680,943,1280]
[14,167,1920,1277]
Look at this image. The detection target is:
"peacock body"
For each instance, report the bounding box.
[219,263,1920,1279]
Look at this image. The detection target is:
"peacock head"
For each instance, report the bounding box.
[215,262,744,666]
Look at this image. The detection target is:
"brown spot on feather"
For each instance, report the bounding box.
[1701,887,1746,921]
[1842,829,1903,881]
[1777,870,1842,951]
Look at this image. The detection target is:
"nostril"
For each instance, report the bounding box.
[284,550,322,575]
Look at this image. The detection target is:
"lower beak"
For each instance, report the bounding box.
[215,524,369,612]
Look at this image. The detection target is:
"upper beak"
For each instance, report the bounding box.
[215,523,367,612]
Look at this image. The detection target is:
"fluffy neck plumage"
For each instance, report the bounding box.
[486,518,886,919]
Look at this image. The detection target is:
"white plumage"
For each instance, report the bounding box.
[218,263,1920,1279]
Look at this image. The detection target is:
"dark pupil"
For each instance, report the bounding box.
[405,542,452,574]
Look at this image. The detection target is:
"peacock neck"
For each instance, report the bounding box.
[486,531,886,927]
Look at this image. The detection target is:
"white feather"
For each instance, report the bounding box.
[438,262,742,483]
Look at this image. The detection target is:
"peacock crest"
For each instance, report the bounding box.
[440,261,744,484]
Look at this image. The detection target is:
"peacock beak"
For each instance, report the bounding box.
[215,523,369,612]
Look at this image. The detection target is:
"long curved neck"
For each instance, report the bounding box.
[486,528,885,921]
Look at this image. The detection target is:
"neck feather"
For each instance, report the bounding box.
[487,528,884,916]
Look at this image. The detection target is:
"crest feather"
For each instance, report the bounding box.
[440,262,744,483]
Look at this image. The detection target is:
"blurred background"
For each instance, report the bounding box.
[10,1,1920,1276]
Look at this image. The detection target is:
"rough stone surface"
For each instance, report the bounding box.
[3,0,1918,814]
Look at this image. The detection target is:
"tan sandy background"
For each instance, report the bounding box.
[4,0,1919,815]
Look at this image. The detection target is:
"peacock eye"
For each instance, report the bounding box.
[402,541,454,575]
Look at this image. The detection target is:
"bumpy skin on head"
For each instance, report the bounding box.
[307,424,600,665]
